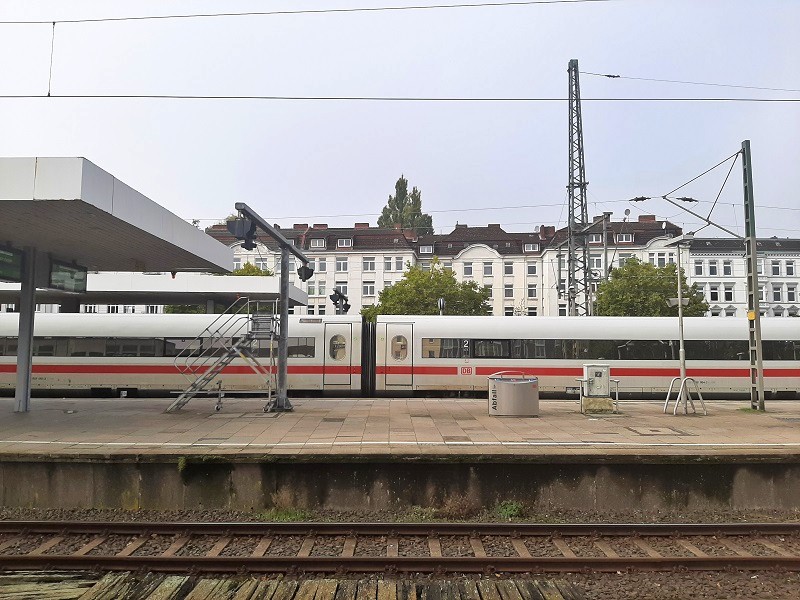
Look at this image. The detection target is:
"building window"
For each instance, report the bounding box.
[335,282,348,297]
[558,305,567,316]
[396,257,404,271]
[318,305,326,315]
[591,254,603,269]
[527,263,537,276]
[616,233,633,243]
[318,282,326,296]
[709,285,719,302]
[527,284,537,299]
[725,307,736,317]
[694,260,703,276]
[107,305,120,314]
[504,284,513,298]
[527,307,538,316]
[484,285,492,298]
[337,238,352,248]
[463,262,473,277]
[145,305,159,314]
[788,285,797,302]
[307,283,316,296]
[123,305,135,314]
[708,260,718,276]
[316,257,327,273]
[443,261,452,271]
[363,257,375,271]
[757,260,764,275]
[483,262,493,276]
[504,262,513,275]
[787,261,795,276]
[384,281,392,290]
[524,243,539,252]
[307,305,315,315]
[384,256,392,271]
[363,281,375,296]
[618,253,634,268]
[710,307,722,317]
[232,259,242,270]
[759,286,766,302]
[773,285,782,302]
[724,285,734,302]
[504,307,514,316]
[83,305,98,314]
[723,260,732,276]
[421,261,431,272]
[772,260,781,276]
[588,233,602,243]
[310,238,325,248]
[336,257,348,272]
[420,245,433,254]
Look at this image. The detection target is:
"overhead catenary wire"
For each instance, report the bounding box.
[580,71,800,94]
[0,1,621,25]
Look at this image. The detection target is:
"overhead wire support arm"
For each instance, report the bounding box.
[231,202,313,412]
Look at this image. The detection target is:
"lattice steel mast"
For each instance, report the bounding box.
[567,59,591,315]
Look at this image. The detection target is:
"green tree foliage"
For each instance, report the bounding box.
[362,260,490,321]
[165,263,273,313]
[377,175,434,235]
[594,258,709,317]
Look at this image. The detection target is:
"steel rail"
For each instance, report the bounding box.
[1,521,799,536]
[0,555,799,574]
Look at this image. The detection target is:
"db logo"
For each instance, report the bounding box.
[460,366,473,375]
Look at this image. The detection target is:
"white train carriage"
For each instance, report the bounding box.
[374,316,800,397]
[0,313,363,395]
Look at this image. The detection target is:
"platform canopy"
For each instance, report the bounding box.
[0,157,232,273]
[0,273,307,308]
[0,157,236,412]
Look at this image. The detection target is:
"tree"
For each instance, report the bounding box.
[594,258,708,317]
[165,263,273,313]
[377,175,434,235]
[362,260,490,321]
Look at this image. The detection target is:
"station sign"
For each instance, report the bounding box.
[49,259,87,293]
[0,246,23,282]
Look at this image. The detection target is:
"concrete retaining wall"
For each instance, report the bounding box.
[2,456,800,512]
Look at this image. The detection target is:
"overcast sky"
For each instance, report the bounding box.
[1,0,798,238]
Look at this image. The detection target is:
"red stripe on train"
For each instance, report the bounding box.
[0,365,362,375]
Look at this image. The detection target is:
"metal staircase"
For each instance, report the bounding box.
[165,299,278,413]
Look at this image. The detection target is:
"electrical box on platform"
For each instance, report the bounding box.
[582,364,610,397]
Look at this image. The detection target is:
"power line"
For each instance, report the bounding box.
[2,94,799,102]
[0,0,619,25]
[580,71,800,94]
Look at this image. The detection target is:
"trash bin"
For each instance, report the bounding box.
[488,372,539,417]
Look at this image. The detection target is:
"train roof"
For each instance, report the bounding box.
[375,315,799,341]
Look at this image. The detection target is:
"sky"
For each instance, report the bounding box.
[0,0,798,239]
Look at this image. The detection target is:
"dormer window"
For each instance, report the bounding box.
[420,245,433,254]
[310,238,326,248]
[337,238,352,248]
[588,234,602,243]
[616,233,633,243]
[523,243,539,252]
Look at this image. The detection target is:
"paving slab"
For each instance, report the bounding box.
[0,397,799,459]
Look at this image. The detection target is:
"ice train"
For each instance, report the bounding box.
[0,313,798,398]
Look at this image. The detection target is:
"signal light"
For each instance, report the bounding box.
[329,289,350,314]
[297,264,314,282]
[227,218,258,251]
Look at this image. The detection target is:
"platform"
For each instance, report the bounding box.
[0,397,799,459]
[2,397,800,513]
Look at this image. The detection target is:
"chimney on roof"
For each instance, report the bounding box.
[455,224,468,229]
[274,223,281,229]
[354,222,370,229]
[293,223,309,230]
[541,226,556,238]
[488,223,501,229]
[638,215,656,222]
[313,223,328,229]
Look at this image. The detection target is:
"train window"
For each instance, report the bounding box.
[684,340,748,361]
[614,340,677,361]
[473,339,510,359]
[0,338,17,356]
[165,338,202,357]
[69,338,108,357]
[422,338,464,359]
[32,338,68,357]
[762,340,800,361]
[329,334,347,361]
[390,335,408,360]
[288,337,315,358]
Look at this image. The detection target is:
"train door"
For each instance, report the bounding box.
[384,322,413,388]
[323,322,352,387]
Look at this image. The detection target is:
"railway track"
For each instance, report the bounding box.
[1,521,799,574]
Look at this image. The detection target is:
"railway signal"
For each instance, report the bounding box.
[329,289,350,314]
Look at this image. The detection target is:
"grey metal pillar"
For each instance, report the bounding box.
[675,243,688,410]
[742,139,766,411]
[15,248,37,413]
[274,247,293,411]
